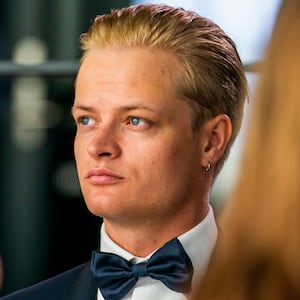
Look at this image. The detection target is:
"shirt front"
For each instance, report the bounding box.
[96,206,217,300]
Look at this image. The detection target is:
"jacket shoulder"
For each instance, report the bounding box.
[1,262,97,300]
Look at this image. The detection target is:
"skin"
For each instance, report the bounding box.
[72,47,231,256]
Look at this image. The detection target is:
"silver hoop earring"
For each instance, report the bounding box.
[204,161,211,172]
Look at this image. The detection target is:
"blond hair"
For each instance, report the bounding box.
[80,4,248,176]
[193,0,300,299]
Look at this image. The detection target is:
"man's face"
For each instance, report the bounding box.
[73,47,205,226]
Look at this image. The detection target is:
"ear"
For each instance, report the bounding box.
[199,114,232,169]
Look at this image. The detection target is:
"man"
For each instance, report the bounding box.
[2,4,247,300]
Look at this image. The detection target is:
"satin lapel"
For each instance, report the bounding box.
[63,261,98,300]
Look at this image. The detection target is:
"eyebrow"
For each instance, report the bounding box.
[71,104,96,116]
[121,105,159,114]
[71,104,160,115]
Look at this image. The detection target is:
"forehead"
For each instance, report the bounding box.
[75,47,182,101]
[73,47,198,125]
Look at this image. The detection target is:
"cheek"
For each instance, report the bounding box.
[74,137,80,162]
[147,140,187,172]
[161,137,200,173]
[74,136,86,170]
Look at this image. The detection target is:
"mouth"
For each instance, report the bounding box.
[85,168,124,185]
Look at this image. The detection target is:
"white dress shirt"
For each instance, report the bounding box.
[97,205,217,300]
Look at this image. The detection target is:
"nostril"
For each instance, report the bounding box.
[99,152,111,157]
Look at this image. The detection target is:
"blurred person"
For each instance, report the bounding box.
[1,4,247,300]
[192,0,300,299]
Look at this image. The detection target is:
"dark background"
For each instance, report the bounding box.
[0,0,130,296]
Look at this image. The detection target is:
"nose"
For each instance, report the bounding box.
[87,124,121,159]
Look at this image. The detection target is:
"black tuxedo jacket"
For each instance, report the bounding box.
[1,261,98,300]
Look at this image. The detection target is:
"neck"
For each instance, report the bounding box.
[103,202,209,257]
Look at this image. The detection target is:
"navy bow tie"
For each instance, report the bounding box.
[91,237,194,300]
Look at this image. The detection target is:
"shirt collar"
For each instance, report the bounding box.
[100,205,217,285]
[178,205,218,287]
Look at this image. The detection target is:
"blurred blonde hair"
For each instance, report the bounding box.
[79,4,248,176]
[193,0,300,299]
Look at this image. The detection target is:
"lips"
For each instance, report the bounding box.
[85,168,124,185]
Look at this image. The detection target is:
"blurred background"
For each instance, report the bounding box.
[0,0,280,296]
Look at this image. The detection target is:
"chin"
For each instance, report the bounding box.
[84,197,122,219]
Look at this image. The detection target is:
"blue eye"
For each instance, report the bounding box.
[79,116,95,126]
[82,117,90,125]
[131,117,141,126]
[127,116,151,130]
